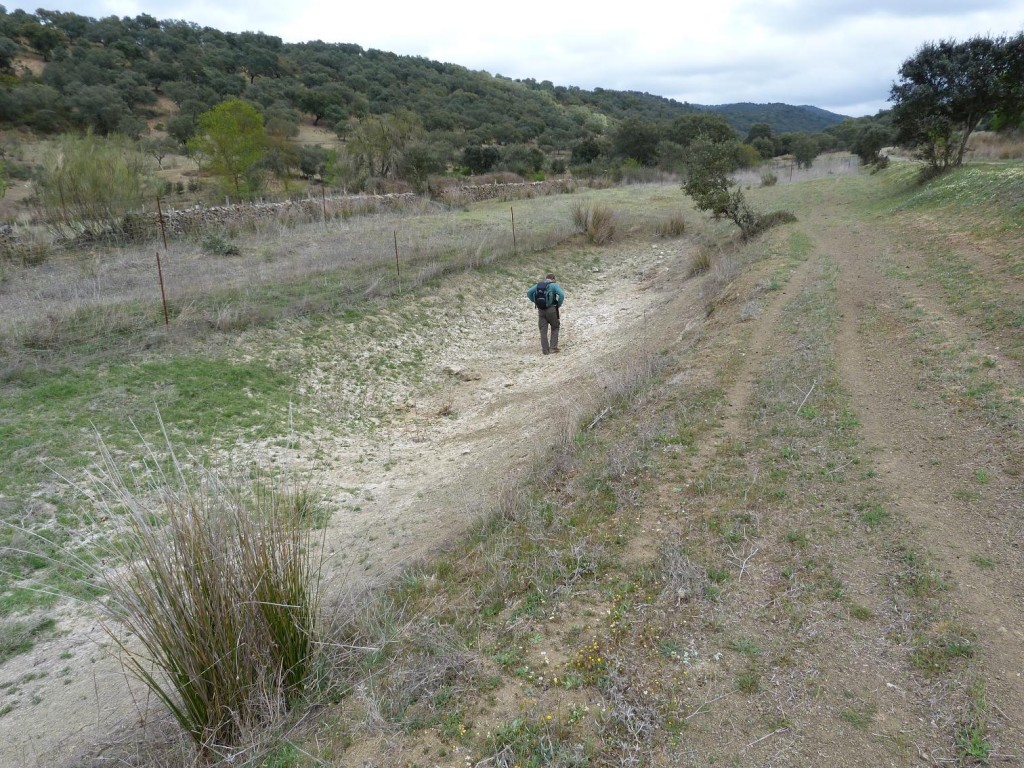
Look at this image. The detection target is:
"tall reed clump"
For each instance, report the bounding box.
[568,201,617,245]
[91,438,323,754]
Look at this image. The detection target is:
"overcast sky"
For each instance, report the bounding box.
[8,0,1024,117]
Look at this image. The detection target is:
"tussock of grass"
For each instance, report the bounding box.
[656,213,687,238]
[568,201,617,244]
[687,247,712,277]
[86,434,324,753]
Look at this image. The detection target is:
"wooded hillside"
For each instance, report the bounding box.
[0,7,848,149]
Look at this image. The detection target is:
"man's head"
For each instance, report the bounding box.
[545,273,555,280]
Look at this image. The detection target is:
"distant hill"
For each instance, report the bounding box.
[697,103,850,136]
[458,80,848,138]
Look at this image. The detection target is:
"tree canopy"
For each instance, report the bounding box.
[890,34,1024,169]
[187,99,266,194]
[0,6,847,152]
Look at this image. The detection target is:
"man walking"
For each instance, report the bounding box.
[526,272,566,355]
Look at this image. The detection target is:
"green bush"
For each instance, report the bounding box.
[760,171,778,187]
[202,232,241,256]
[684,139,795,240]
[34,132,157,241]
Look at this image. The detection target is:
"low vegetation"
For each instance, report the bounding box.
[91,437,324,753]
[3,149,1024,765]
[683,139,798,239]
[278,158,1020,765]
[569,200,618,244]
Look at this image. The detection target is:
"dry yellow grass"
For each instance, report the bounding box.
[969,130,1024,160]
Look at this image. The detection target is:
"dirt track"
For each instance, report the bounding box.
[665,182,1024,762]
[820,189,1024,751]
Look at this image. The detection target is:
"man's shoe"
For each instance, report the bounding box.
[551,347,560,353]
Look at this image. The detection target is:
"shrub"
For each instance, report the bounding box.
[748,210,798,236]
[684,139,759,237]
[92,440,324,752]
[202,232,241,256]
[34,132,157,241]
[760,171,778,187]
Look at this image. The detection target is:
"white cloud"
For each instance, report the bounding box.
[8,0,1024,116]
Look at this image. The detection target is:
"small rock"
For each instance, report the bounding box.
[443,365,481,381]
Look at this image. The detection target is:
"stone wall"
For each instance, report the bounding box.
[2,178,579,254]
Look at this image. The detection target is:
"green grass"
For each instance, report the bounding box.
[840,704,876,730]
[729,638,762,657]
[735,668,761,694]
[970,554,997,570]
[955,723,992,762]
[890,163,1024,237]
[0,354,308,621]
[859,503,890,527]
[910,626,975,675]
[0,358,301,495]
[0,617,57,664]
[873,163,1024,362]
[849,604,873,620]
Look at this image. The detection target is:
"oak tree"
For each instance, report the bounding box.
[188,98,266,195]
[890,36,1016,169]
